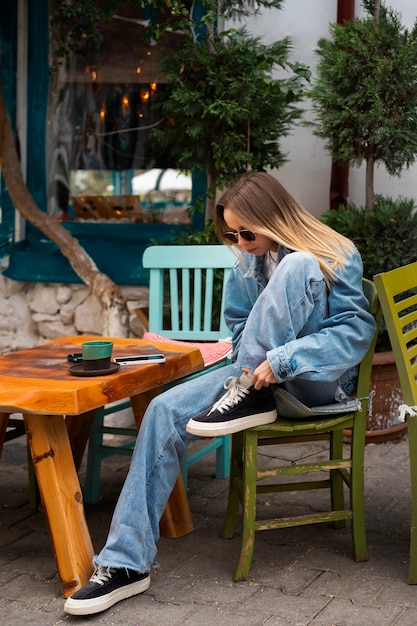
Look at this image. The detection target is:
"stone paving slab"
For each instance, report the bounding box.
[1,433,417,625]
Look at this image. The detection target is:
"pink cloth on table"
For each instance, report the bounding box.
[142,332,232,367]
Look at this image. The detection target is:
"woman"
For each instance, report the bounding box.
[64,173,376,616]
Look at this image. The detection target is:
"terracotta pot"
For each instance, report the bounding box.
[345,351,407,443]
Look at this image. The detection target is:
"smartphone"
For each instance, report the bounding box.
[114,354,166,365]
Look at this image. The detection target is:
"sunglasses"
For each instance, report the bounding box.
[224,230,257,244]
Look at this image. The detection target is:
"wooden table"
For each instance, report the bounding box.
[0,335,204,597]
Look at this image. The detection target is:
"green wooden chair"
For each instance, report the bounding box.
[374,261,417,584]
[222,279,381,582]
[83,244,235,504]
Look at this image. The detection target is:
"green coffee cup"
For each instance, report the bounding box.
[82,340,113,371]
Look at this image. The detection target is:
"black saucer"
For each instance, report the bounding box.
[69,362,120,377]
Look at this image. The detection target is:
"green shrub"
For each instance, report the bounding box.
[323,196,417,351]
[322,196,417,281]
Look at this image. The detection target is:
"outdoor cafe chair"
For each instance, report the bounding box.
[222,279,381,581]
[83,244,235,504]
[374,261,417,583]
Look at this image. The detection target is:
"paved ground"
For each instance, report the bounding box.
[1,427,417,626]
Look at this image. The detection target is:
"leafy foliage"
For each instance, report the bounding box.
[153,29,309,194]
[50,0,116,62]
[168,221,220,245]
[322,196,417,281]
[50,0,287,64]
[323,195,417,351]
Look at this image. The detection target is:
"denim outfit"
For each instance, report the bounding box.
[94,246,376,574]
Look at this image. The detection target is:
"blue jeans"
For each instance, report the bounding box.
[94,253,337,572]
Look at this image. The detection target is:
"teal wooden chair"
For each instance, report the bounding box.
[374,261,417,584]
[83,244,235,504]
[222,279,381,581]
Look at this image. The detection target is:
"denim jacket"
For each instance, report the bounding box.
[223,246,376,396]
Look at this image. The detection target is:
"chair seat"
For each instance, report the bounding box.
[263,412,355,433]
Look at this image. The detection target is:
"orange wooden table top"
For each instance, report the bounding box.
[0,335,204,415]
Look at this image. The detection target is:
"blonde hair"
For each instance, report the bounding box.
[215,172,355,285]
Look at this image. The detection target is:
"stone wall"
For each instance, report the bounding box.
[0,274,149,355]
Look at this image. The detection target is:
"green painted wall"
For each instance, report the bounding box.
[0,2,18,248]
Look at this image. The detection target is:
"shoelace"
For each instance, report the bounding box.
[207,376,251,416]
[398,404,417,422]
[90,566,117,586]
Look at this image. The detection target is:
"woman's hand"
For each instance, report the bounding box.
[250,359,278,390]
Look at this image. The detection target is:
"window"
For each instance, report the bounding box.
[47,5,191,226]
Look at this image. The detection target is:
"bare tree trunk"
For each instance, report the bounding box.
[374,0,381,25]
[365,155,375,212]
[0,83,129,337]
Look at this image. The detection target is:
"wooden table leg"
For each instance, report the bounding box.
[24,413,94,598]
[159,473,194,538]
[0,412,9,459]
[130,392,194,539]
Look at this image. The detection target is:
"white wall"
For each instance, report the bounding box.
[243,0,417,216]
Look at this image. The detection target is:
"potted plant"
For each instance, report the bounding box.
[309,0,417,439]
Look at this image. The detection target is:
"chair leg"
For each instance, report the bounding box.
[83,408,105,505]
[181,441,190,490]
[233,429,258,582]
[408,416,417,583]
[330,429,346,529]
[350,422,367,562]
[182,437,230,487]
[222,432,243,539]
[0,412,8,459]
[215,435,231,480]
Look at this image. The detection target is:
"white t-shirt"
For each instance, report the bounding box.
[264,250,278,280]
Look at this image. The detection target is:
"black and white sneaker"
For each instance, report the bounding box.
[63,565,150,616]
[186,373,277,437]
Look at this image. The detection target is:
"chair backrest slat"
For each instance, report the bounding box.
[169,268,180,331]
[203,268,214,333]
[374,261,417,406]
[192,267,203,332]
[142,245,235,341]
